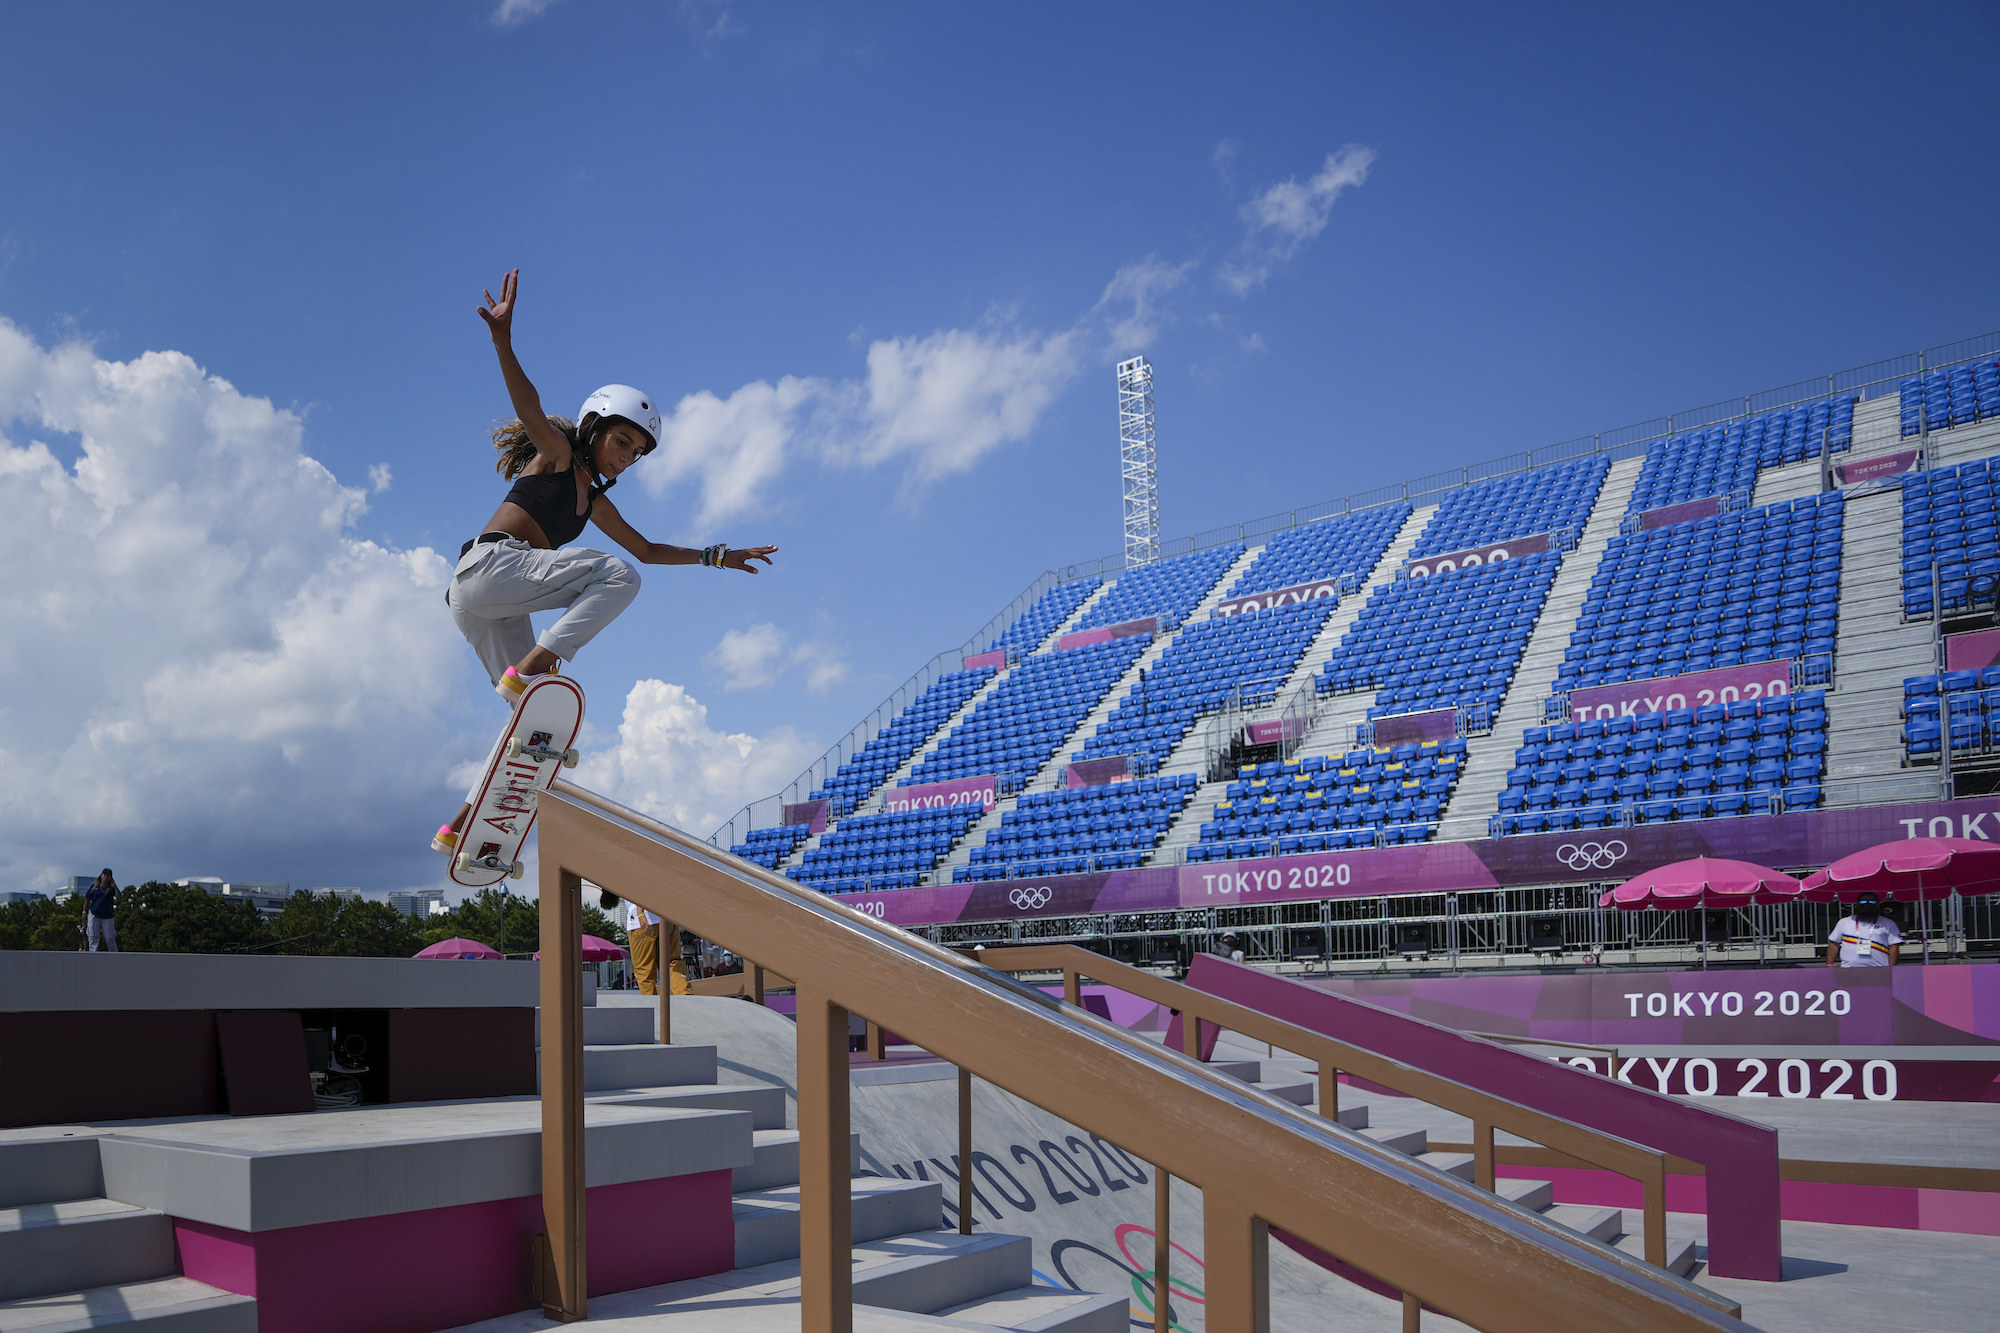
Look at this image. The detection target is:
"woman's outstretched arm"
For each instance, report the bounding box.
[591,495,778,571]
[478,268,572,466]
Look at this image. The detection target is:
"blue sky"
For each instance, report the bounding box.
[0,2,1995,895]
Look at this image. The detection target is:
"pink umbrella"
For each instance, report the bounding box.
[415,937,503,960]
[1798,837,2000,903]
[533,935,629,962]
[1598,857,1804,910]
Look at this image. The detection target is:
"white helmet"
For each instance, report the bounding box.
[577,384,662,454]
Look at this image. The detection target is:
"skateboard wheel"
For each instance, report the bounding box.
[505,738,525,759]
[562,748,580,768]
[454,853,473,874]
[508,860,526,880]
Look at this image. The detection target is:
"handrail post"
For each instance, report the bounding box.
[1318,1061,1338,1121]
[1203,1193,1270,1333]
[1644,1160,1668,1270]
[1153,1167,1171,1333]
[798,988,853,1332]
[865,1019,886,1061]
[1473,1119,1496,1193]
[1063,968,1080,1007]
[538,864,586,1321]
[1403,1292,1422,1332]
[958,1068,974,1235]
[751,964,766,1006]
[658,921,673,1045]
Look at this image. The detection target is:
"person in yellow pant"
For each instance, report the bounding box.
[625,900,689,995]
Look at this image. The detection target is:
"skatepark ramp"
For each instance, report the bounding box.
[534,779,1746,1333]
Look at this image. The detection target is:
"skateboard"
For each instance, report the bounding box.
[450,675,586,887]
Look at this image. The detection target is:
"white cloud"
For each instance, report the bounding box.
[707,622,789,690]
[0,318,469,892]
[492,0,563,26]
[368,461,391,493]
[641,319,1081,522]
[1220,146,1375,295]
[704,622,849,696]
[1094,257,1194,354]
[573,679,818,835]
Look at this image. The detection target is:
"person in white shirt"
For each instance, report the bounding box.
[626,900,661,994]
[1826,892,1902,967]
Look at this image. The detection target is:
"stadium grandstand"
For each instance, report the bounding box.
[719,332,2000,970]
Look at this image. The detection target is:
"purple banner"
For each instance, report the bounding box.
[782,799,829,835]
[1065,756,1131,788]
[1835,449,1920,487]
[963,648,1007,671]
[1636,497,1722,530]
[1946,628,2000,673]
[881,773,1002,814]
[1370,708,1457,746]
[1405,532,1550,580]
[1214,577,1343,618]
[1567,659,1792,722]
[836,796,2000,925]
[1243,717,1307,746]
[1058,617,1157,651]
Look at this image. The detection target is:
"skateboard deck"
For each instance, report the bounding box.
[450,675,586,888]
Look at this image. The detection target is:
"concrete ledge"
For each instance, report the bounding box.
[98,1100,752,1231]
[0,952,545,1012]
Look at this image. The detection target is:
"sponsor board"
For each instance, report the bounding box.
[1066,756,1131,788]
[1566,659,1793,721]
[1405,533,1551,580]
[882,773,1003,814]
[781,799,829,835]
[1369,708,1457,746]
[1635,496,1723,531]
[1527,1052,1991,1102]
[1243,717,1307,746]
[964,648,1008,671]
[1946,627,2000,674]
[1058,617,1158,651]
[833,797,2000,926]
[1835,449,1920,488]
[1213,577,1343,618]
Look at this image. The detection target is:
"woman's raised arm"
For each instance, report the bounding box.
[478,268,572,466]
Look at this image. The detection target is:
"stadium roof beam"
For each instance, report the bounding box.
[1118,355,1161,568]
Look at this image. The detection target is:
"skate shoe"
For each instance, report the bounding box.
[431,824,460,856]
[495,662,560,708]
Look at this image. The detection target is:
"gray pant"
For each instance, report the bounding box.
[447,538,641,686]
[86,915,117,952]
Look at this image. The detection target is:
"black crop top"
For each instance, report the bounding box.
[503,466,609,548]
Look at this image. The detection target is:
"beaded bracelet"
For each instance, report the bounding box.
[701,543,729,568]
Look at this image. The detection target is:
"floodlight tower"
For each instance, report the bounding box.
[1118,356,1160,567]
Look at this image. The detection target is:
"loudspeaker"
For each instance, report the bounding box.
[1395,922,1431,955]
[1528,915,1564,951]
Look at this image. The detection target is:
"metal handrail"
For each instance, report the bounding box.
[536,781,1744,1332]
[967,945,1672,1273]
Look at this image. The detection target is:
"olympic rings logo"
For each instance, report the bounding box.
[1009,886,1054,910]
[1555,840,1628,871]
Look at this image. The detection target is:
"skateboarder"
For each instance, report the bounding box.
[435,270,778,855]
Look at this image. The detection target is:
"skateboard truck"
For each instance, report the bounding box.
[456,851,526,880]
[506,734,581,768]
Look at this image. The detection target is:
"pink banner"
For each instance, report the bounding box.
[1214,577,1343,618]
[782,799,829,835]
[1636,497,1722,530]
[882,773,1002,814]
[1058,617,1157,651]
[1836,449,1920,487]
[1244,717,1307,746]
[1568,659,1793,722]
[1066,756,1131,787]
[963,648,1007,671]
[1371,708,1457,745]
[1946,628,2000,673]
[1405,532,1550,579]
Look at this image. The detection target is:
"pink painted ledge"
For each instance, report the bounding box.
[175,1170,733,1333]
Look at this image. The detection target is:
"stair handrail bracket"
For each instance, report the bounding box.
[537,779,1747,1333]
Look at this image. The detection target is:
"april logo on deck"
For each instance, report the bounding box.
[1009,886,1054,910]
[1555,840,1628,871]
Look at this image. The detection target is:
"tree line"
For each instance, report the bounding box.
[0,884,622,958]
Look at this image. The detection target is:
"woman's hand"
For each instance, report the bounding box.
[478,268,521,340]
[724,545,779,574]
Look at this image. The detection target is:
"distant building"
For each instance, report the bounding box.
[176,879,293,920]
[315,888,363,902]
[2,891,48,906]
[388,889,447,920]
[67,876,94,896]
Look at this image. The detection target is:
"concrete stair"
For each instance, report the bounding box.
[0,1147,254,1332]
[1433,454,1643,841]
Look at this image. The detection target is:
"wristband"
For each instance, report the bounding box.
[701,543,729,568]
